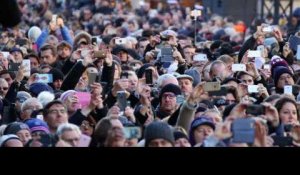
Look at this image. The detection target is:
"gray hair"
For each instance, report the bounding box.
[56,123,81,138]
[21,98,43,112]
[156,74,178,88]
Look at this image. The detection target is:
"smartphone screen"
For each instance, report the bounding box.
[88,72,98,86]
[231,118,255,144]
[245,104,265,116]
[117,91,127,111]
[123,127,142,139]
[160,47,174,62]
[203,82,221,92]
[145,69,153,85]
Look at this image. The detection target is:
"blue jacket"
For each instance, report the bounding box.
[36,26,73,50]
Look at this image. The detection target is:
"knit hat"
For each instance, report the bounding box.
[184,69,201,87]
[59,90,76,102]
[144,121,174,147]
[189,116,215,146]
[24,118,50,134]
[16,91,32,103]
[0,134,20,147]
[159,83,182,102]
[49,68,64,82]
[174,130,189,141]
[29,83,54,97]
[270,56,289,76]
[273,66,293,87]
[28,26,42,43]
[4,122,30,135]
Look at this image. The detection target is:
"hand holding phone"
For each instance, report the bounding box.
[231,118,255,144]
[246,104,265,116]
[203,82,221,92]
[117,91,127,111]
[232,64,246,72]
[145,69,153,85]
[123,127,142,139]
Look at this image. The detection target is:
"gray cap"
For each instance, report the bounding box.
[17,91,32,103]
[184,69,201,87]
[176,74,194,82]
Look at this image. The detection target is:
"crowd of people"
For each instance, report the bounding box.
[1,0,300,147]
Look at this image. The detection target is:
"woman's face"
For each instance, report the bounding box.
[76,74,88,91]
[80,120,95,136]
[279,102,298,125]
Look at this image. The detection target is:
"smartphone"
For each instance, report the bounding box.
[288,35,300,51]
[145,69,153,85]
[76,92,91,108]
[248,85,259,93]
[190,9,201,17]
[176,95,185,105]
[263,64,270,70]
[1,52,9,58]
[257,45,264,53]
[271,136,293,147]
[8,63,21,72]
[123,127,142,139]
[262,26,273,33]
[248,50,262,58]
[88,72,98,86]
[36,74,53,83]
[115,38,127,45]
[203,82,221,92]
[36,114,44,121]
[77,134,91,147]
[232,64,246,72]
[117,91,127,111]
[208,86,228,96]
[160,47,174,62]
[91,37,97,45]
[81,49,90,57]
[284,85,293,95]
[213,98,229,107]
[51,14,57,24]
[193,54,208,62]
[15,38,28,46]
[297,45,300,61]
[94,50,106,59]
[246,104,265,116]
[231,118,255,144]
[22,60,31,77]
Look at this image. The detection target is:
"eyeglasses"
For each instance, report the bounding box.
[48,109,67,115]
[81,121,95,128]
[162,93,176,99]
[0,87,8,91]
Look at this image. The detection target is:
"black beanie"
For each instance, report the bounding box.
[174,131,189,141]
[49,68,64,82]
[159,84,182,102]
[144,121,174,147]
